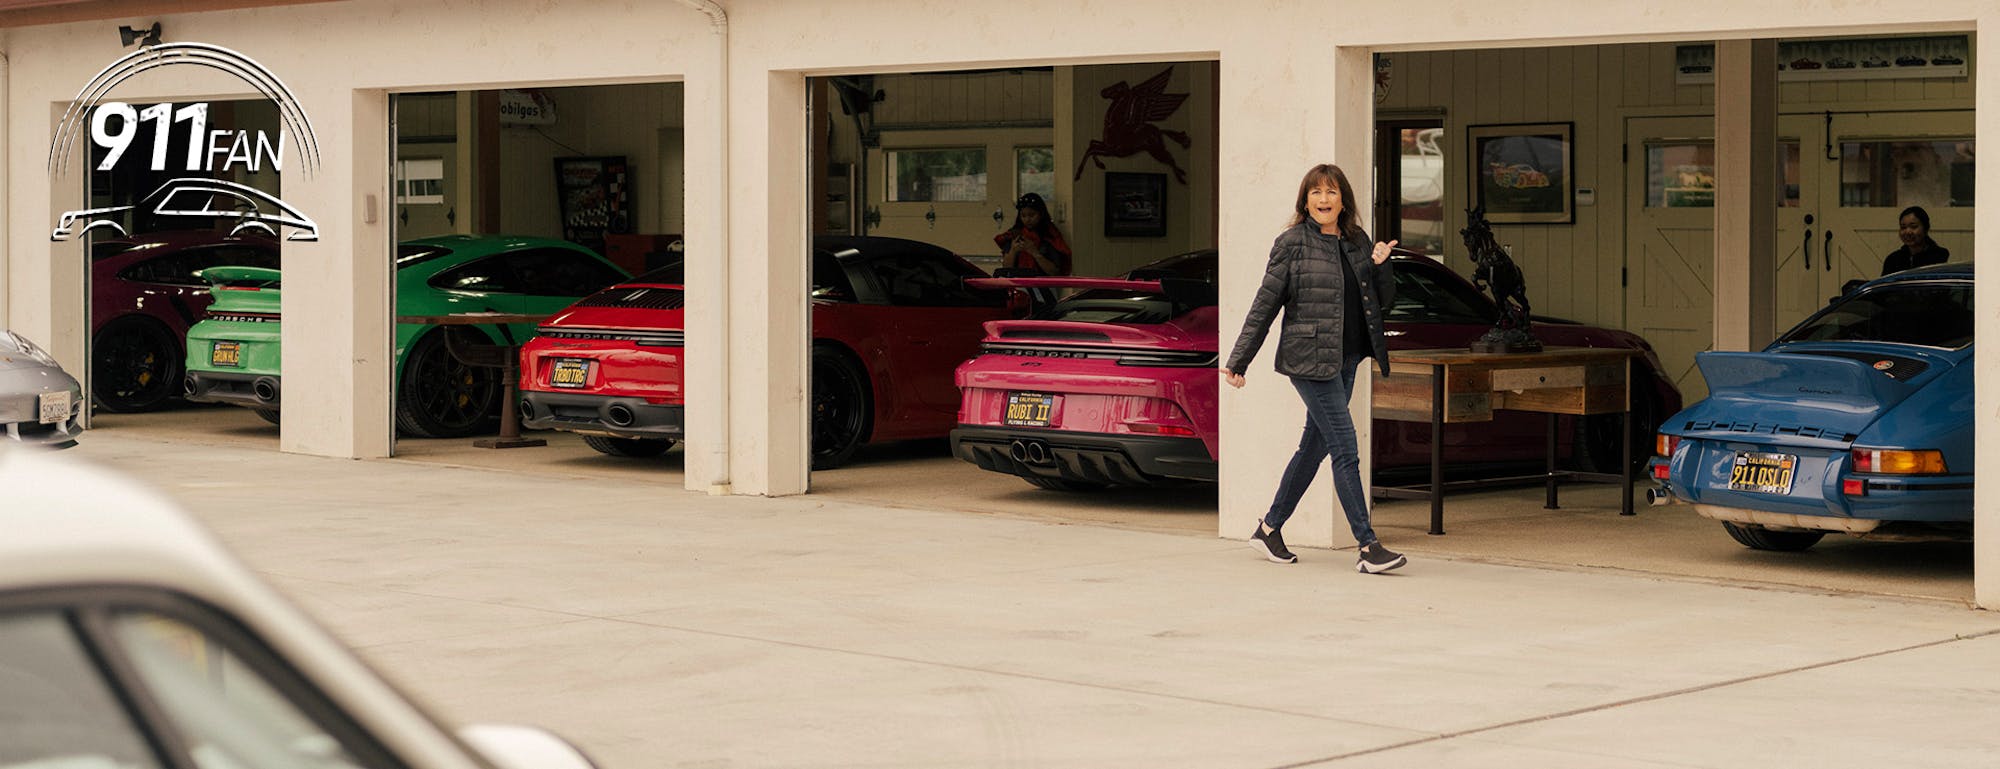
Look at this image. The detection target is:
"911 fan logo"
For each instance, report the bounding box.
[48,41,322,243]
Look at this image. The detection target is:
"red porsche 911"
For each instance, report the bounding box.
[519,235,1011,468]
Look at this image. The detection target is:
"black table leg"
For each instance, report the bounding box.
[1429,364,1444,535]
[1620,406,1635,515]
[1545,412,1560,510]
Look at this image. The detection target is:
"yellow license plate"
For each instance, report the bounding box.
[550,358,591,389]
[1004,392,1053,427]
[1728,452,1797,495]
[210,341,241,368]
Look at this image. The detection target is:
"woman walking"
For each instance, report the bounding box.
[1224,163,1406,573]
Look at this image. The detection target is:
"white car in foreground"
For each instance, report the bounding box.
[0,447,593,769]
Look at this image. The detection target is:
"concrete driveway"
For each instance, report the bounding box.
[59,423,2000,768]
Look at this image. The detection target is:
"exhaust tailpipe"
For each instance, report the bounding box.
[183,375,198,396]
[251,377,279,403]
[1025,441,1049,464]
[1646,487,1673,506]
[605,404,636,427]
[1009,440,1030,463]
[518,399,534,423]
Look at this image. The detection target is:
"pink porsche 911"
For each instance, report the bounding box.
[951,250,1682,490]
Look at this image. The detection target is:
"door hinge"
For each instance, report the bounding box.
[1621,267,1629,287]
[1621,143,1628,163]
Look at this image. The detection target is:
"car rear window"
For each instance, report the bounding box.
[1780,280,1973,349]
[1037,291,1179,325]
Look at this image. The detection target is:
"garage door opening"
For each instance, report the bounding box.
[1361,35,1975,603]
[799,62,1223,536]
[376,85,689,488]
[81,98,290,448]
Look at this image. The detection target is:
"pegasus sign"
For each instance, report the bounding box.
[49,42,322,242]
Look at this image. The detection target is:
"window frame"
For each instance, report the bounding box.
[0,586,419,769]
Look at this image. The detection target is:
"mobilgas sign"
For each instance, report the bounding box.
[49,42,322,242]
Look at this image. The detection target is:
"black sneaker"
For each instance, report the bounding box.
[1250,525,1298,564]
[1356,542,1407,574]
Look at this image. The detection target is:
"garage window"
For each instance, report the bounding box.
[886,148,986,202]
[1839,139,1975,207]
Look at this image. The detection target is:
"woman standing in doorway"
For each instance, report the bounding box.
[994,192,1073,276]
[1880,205,1950,276]
[1224,163,1407,574]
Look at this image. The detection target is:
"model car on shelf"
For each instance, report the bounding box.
[1648,263,1972,551]
[1,330,84,449]
[950,249,1682,491]
[90,230,281,412]
[519,235,1010,468]
[183,234,628,437]
[0,447,598,769]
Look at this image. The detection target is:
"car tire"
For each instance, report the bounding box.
[1721,521,1827,552]
[1575,372,1659,476]
[395,329,501,439]
[1021,475,1109,492]
[92,316,183,413]
[809,345,871,470]
[253,408,281,425]
[582,435,675,457]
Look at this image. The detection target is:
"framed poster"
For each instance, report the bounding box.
[554,156,632,253]
[1104,171,1167,237]
[1467,123,1573,224]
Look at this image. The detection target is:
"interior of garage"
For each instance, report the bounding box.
[82,34,1977,605]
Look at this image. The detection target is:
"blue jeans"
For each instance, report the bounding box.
[1261,354,1377,547]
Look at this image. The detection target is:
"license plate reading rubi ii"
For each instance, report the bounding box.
[210,341,241,368]
[549,358,591,389]
[39,390,71,424]
[1728,451,1798,494]
[1004,392,1053,427]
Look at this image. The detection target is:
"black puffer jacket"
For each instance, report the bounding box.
[1225,223,1395,380]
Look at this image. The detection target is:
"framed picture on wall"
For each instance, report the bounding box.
[1467,123,1573,224]
[554,156,633,253]
[1104,171,1167,237]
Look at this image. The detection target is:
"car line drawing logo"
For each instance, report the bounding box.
[51,177,319,242]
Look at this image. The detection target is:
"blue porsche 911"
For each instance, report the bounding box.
[1649,263,1973,551]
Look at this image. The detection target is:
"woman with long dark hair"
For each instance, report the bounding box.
[994,192,1072,275]
[1224,163,1406,573]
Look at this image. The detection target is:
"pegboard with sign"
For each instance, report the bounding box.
[554,156,632,254]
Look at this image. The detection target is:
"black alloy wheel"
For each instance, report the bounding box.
[395,329,501,439]
[92,316,183,413]
[582,435,675,457]
[1721,521,1827,552]
[809,346,871,470]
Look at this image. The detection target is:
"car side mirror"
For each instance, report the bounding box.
[458,724,599,769]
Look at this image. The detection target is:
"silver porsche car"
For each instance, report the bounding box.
[1,330,83,448]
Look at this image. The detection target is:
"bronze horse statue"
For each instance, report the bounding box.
[1461,205,1542,353]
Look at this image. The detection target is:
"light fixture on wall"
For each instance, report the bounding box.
[119,22,162,48]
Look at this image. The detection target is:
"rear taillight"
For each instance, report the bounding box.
[1842,478,1867,496]
[1126,422,1197,437]
[1655,434,1680,457]
[1851,448,1946,475]
[1651,463,1670,480]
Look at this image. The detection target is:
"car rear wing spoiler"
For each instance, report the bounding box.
[194,265,283,290]
[964,275,1218,308]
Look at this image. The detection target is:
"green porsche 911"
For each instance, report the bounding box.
[182,234,629,438]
